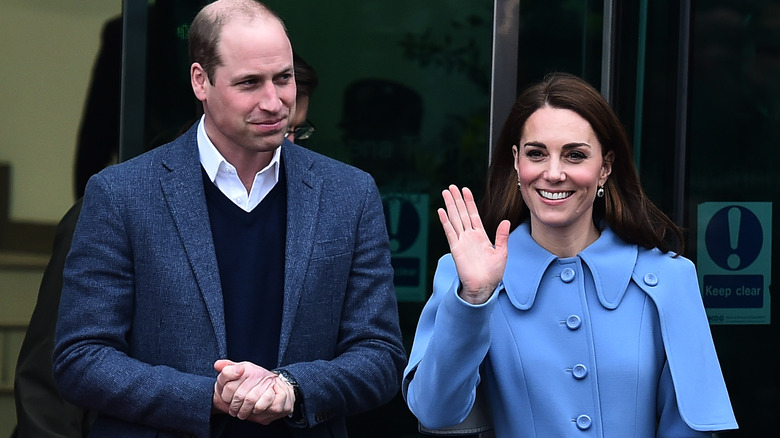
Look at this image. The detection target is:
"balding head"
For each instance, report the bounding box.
[189,0,287,83]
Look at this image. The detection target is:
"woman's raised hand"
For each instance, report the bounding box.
[437,185,510,304]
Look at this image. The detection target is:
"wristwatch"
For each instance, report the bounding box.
[272,369,304,424]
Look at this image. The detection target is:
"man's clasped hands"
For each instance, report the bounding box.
[212,360,296,424]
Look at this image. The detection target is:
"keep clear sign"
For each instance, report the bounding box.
[382,193,428,302]
[697,202,772,325]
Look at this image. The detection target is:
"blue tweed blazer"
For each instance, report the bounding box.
[53,125,406,438]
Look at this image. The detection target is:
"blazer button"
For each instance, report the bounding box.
[572,364,588,380]
[566,315,582,330]
[576,414,592,430]
[643,273,658,287]
[561,268,575,283]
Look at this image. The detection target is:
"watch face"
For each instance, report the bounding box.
[275,370,293,384]
[275,370,300,397]
[274,369,305,423]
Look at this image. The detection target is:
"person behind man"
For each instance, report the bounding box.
[52,1,406,436]
[12,199,95,438]
[285,52,317,144]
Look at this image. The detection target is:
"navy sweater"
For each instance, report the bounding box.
[203,167,291,437]
[203,166,287,367]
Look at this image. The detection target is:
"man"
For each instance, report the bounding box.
[14,51,320,438]
[52,1,406,437]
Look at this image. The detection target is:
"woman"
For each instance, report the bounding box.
[403,73,737,437]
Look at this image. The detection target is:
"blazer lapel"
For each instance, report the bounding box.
[279,142,320,361]
[159,131,228,357]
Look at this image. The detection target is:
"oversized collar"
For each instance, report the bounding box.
[501,223,638,310]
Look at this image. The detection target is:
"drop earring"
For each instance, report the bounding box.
[517,180,522,191]
[596,185,605,198]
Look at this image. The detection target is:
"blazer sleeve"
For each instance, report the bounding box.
[278,172,407,427]
[53,173,216,438]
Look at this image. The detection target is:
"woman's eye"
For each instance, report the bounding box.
[567,151,587,161]
[525,149,545,160]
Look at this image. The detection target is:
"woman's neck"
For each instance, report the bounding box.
[529,221,601,258]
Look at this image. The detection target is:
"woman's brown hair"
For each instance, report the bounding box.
[480,72,684,254]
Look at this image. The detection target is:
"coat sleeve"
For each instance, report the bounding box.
[403,254,496,430]
[634,250,738,432]
[53,173,216,438]
[277,174,407,427]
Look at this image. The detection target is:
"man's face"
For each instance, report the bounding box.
[191,17,296,159]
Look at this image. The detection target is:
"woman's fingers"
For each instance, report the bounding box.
[461,187,484,231]
[441,185,480,232]
[441,187,460,230]
[494,219,511,250]
[451,186,472,231]
[438,185,489,251]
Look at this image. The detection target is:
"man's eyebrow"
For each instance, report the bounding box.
[232,73,260,83]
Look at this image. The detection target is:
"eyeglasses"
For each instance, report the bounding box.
[286,120,315,141]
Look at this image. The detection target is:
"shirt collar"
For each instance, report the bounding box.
[196,115,281,183]
[502,222,638,310]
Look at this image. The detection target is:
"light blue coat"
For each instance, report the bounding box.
[404,223,737,437]
[53,125,406,438]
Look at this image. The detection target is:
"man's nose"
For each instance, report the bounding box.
[257,83,282,113]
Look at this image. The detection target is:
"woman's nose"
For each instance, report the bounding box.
[543,158,566,182]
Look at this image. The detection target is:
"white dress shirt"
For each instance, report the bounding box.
[196,116,280,212]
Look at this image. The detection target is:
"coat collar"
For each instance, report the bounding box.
[502,223,638,310]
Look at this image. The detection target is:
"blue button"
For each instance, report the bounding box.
[644,273,658,287]
[576,414,592,430]
[561,268,575,283]
[572,364,588,380]
[566,315,582,330]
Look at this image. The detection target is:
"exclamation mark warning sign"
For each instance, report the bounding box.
[698,202,772,325]
[381,193,429,302]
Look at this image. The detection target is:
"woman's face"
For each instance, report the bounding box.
[513,106,613,238]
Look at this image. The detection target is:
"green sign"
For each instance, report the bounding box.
[697,202,772,325]
[382,193,429,302]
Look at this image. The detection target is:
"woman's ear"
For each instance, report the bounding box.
[601,150,615,183]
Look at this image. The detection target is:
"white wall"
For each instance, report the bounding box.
[0,0,122,223]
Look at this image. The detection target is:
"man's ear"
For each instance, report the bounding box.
[191,62,209,101]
